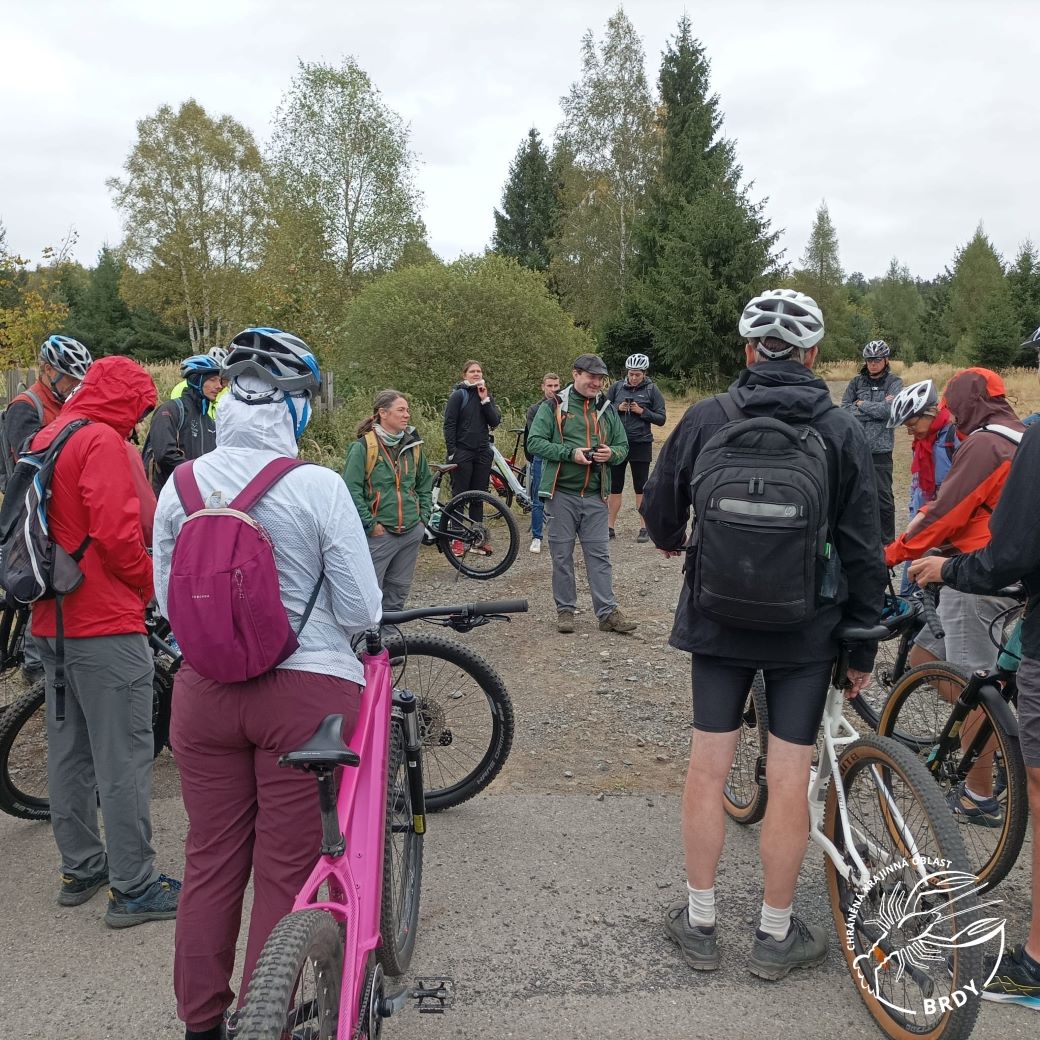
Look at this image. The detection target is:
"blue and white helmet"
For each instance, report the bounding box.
[40,335,93,380]
[224,327,321,439]
[180,354,222,381]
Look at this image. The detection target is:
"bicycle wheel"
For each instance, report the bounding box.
[437,490,519,579]
[235,908,342,1040]
[383,632,513,811]
[0,682,48,821]
[378,719,423,977]
[722,672,768,825]
[878,662,1029,891]
[152,670,173,755]
[825,734,985,1040]
[848,631,907,732]
[0,606,33,714]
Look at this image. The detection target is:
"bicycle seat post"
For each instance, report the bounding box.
[315,769,346,858]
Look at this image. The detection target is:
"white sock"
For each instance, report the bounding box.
[759,901,792,942]
[686,884,716,930]
[963,784,990,804]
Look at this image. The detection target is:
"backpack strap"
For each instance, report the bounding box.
[364,431,380,481]
[976,424,1023,446]
[230,458,311,513]
[713,392,745,422]
[23,389,44,426]
[173,461,206,516]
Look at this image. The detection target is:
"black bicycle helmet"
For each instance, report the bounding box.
[862,340,891,360]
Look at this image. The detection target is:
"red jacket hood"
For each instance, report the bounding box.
[44,355,158,442]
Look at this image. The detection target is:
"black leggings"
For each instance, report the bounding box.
[450,450,493,521]
[690,654,832,746]
[610,441,652,495]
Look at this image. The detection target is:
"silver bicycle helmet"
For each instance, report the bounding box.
[223,327,321,398]
[624,353,650,371]
[863,340,891,360]
[39,334,93,380]
[738,290,825,354]
[207,345,229,367]
[888,380,938,428]
[1022,325,1040,350]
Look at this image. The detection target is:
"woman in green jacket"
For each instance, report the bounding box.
[343,389,433,610]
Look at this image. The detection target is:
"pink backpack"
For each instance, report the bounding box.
[167,458,323,684]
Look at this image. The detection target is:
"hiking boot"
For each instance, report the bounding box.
[105,873,181,929]
[529,538,542,554]
[557,611,576,634]
[57,868,109,907]
[450,539,465,558]
[608,527,616,540]
[637,527,650,543]
[947,781,1003,828]
[748,916,828,980]
[598,609,636,634]
[663,902,720,970]
[981,944,1040,1006]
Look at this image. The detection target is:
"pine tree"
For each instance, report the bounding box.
[973,290,1020,369]
[623,16,779,386]
[865,258,924,360]
[492,129,555,271]
[1008,240,1040,355]
[944,225,1009,360]
[793,202,852,357]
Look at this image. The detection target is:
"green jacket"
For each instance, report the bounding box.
[342,427,433,534]
[526,385,629,501]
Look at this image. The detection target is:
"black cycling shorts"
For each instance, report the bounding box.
[610,440,653,495]
[690,654,832,747]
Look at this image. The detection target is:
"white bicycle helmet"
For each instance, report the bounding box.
[1021,325,1040,350]
[863,340,891,360]
[625,353,650,371]
[207,345,229,367]
[738,289,825,354]
[888,380,938,428]
[39,334,93,380]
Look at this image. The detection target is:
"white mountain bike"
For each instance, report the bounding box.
[724,622,999,1040]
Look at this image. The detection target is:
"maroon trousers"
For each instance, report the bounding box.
[170,664,363,1032]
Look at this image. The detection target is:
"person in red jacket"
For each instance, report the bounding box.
[30,355,180,926]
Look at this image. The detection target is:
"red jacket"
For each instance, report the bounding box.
[31,357,158,639]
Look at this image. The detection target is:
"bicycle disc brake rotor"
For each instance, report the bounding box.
[418,699,451,747]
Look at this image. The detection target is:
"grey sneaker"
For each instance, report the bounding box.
[58,868,109,907]
[664,902,720,970]
[598,609,637,634]
[637,527,650,543]
[105,873,181,929]
[748,916,827,980]
[557,610,576,634]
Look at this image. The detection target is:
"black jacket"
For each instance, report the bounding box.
[606,377,667,444]
[443,383,501,460]
[640,360,886,671]
[942,420,1040,660]
[142,390,217,494]
[841,365,903,454]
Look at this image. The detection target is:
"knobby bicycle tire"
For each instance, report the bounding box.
[377,719,423,977]
[383,632,514,811]
[0,673,173,822]
[878,662,1029,891]
[722,672,768,825]
[824,734,984,1040]
[235,908,343,1040]
[0,682,48,820]
[437,490,519,580]
[848,630,910,732]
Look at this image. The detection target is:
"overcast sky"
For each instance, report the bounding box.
[3,1,1037,281]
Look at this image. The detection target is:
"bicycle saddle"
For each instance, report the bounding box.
[833,622,890,643]
[280,714,361,771]
[431,463,458,474]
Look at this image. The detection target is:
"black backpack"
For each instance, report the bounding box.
[688,394,837,631]
[0,419,92,718]
[0,388,45,493]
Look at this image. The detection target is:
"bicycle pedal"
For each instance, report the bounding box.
[413,977,455,1013]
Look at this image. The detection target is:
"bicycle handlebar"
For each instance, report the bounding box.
[380,600,529,626]
[918,585,945,640]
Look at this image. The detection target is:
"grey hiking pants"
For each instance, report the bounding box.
[544,491,618,619]
[367,522,425,611]
[39,633,159,897]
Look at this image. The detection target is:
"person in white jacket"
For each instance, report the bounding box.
[152,327,382,1040]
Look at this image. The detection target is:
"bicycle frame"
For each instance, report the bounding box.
[489,442,532,511]
[288,645,406,1036]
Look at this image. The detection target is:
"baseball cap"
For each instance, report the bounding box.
[573,353,608,376]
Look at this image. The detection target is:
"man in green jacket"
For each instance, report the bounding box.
[527,353,636,635]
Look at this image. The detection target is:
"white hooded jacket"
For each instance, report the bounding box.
[152,382,382,685]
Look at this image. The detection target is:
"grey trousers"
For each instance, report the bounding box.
[367,523,425,611]
[39,633,159,896]
[545,491,618,619]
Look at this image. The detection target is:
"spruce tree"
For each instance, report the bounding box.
[794,202,853,357]
[492,129,555,272]
[626,16,779,387]
[1008,240,1040,355]
[944,225,1010,360]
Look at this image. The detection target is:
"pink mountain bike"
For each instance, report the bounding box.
[234,599,527,1040]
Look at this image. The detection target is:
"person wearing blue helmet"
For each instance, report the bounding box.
[142,353,221,493]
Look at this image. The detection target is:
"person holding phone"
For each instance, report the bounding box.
[442,360,501,556]
[527,353,635,635]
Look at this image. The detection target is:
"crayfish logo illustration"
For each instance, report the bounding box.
[850,867,1005,1016]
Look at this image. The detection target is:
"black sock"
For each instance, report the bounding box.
[185,1027,222,1040]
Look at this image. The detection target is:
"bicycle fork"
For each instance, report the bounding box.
[393,690,427,833]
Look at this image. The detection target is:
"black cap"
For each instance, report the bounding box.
[573,353,608,375]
